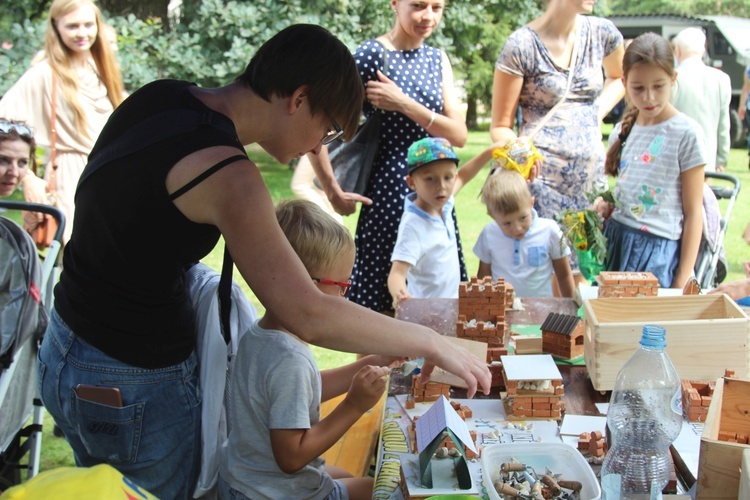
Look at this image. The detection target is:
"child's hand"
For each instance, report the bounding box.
[345,365,389,413]
[592,197,614,220]
[391,289,411,310]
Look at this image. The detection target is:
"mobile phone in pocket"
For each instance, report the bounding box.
[75,384,123,408]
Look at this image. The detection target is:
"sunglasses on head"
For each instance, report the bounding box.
[0,121,33,137]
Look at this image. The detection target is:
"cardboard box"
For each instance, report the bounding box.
[583,295,749,391]
[697,377,750,499]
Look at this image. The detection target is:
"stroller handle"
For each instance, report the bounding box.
[705,172,741,201]
[0,200,66,244]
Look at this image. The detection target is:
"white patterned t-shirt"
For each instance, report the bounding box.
[610,113,706,240]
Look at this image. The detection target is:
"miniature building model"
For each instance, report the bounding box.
[681,379,715,422]
[541,313,584,360]
[596,271,659,298]
[413,396,478,489]
[501,355,563,420]
[408,378,451,407]
[456,277,514,348]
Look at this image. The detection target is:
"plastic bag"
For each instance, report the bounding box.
[0,464,158,499]
[491,137,543,179]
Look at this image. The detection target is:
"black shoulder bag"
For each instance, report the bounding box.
[326,49,390,196]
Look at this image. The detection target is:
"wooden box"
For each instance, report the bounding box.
[583,295,749,391]
[697,377,750,499]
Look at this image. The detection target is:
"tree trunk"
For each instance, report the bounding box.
[99,0,170,24]
[466,93,478,131]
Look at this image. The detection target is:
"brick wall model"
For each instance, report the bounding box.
[596,271,659,298]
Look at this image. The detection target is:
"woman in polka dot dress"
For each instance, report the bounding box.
[311,0,468,313]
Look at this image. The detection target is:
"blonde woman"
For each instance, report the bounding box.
[310,0,469,314]
[0,0,124,243]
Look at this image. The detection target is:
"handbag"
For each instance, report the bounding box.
[326,50,390,196]
[25,73,59,249]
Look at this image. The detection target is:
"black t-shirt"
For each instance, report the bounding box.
[54,80,246,368]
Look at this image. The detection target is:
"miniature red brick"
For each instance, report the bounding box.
[405,399,415,409]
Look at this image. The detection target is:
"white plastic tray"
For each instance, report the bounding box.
[482,442,601,500]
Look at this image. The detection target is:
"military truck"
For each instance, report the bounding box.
[607,14,750,147]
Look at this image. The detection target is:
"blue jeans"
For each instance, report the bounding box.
[38,309,202,499]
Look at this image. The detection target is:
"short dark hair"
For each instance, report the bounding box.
[236,24,364,141]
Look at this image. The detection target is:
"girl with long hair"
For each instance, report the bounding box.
[602,33,705,288]
[0,0,123,243]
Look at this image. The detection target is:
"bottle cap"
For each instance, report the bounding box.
[640,324,666,349]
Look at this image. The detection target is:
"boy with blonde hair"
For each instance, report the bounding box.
[388,137,509,308]
[475,168,575,297]
[219,200,399,500]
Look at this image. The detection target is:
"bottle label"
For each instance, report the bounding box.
[671,386,683,416]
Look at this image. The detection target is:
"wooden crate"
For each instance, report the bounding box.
[583,295,749,391]
[697,377,750,499]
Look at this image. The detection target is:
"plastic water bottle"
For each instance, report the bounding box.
[601,325,683,499]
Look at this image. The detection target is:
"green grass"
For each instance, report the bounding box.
[19,129,750,475]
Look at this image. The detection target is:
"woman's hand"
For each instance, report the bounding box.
[420,336,491,398]
[21,172,48,223]
[366,71,408,112]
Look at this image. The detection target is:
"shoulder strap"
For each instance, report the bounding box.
[528,17,581,139]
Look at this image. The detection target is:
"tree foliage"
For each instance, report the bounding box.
[1,0,747,127]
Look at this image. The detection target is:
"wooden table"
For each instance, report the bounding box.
[393,297,694,494]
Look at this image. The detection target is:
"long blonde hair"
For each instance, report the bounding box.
[44,0,123,136]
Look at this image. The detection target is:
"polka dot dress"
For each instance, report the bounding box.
[349,39,467,313]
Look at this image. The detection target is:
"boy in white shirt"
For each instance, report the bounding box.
[474,168,575,298]
[388,137,498,308]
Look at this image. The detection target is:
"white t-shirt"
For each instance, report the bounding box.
[473,210,570,297]
[219,320,334,500]
[610,113,706,240]
[391,192,460,298]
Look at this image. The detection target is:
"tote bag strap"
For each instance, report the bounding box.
[527,17,581,139]
[47,72,58,196]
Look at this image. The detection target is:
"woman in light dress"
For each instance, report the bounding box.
[0,0,124,243]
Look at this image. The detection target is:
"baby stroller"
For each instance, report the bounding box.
[0,200,64,491]
[695,172,741,290]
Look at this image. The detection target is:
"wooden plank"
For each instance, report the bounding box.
[320,392,386,477]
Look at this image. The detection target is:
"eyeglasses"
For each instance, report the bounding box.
[321,120,343,145]
[311,277,352,297]
[0,121,33,137]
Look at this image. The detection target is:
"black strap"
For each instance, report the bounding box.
[218,247,233,344]
[169,154,247,201]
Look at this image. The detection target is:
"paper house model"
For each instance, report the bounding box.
[541,312,584,360]
[414,396,477,489]
[596,271,659,298]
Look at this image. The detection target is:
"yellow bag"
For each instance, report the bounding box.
[0,464,158,500]
[491,137,543,179]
